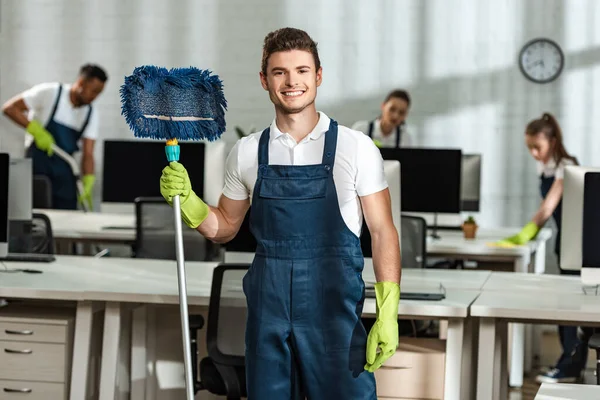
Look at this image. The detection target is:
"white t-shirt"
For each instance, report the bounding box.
[351,119,412,147]
[222,112,388,236]
[22,82,99,146]
[536,157,576,180]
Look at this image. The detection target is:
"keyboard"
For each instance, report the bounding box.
[2,253,56,263]
[365,289,445,301]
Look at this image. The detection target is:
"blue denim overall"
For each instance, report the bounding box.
[26,84,91,209]
[242,120,377,399]
[541,175,588,375]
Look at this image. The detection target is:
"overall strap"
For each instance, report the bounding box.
[257,127,270,166]
[48,84,63,122]
[80,106,93,134]
[321,120,338,167]
[395,125,402,148]
[367,120,374,138]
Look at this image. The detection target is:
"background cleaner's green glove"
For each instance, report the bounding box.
[365,281,400,372]
[160,162,209,228]
[78,174,95,210]
[26,120,55,156]
[497,221,540,246]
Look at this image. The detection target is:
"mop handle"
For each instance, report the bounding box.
[51,144,88,212]
[166,139,195,400]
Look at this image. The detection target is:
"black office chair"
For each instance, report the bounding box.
[32,175,52,209]
[196,263,247,398]
[579,327,600,385]
[133,197,210,261]
[31,212,54,254]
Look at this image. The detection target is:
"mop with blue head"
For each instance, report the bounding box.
[120,65,226,400]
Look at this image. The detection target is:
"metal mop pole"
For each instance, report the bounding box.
[172,194,195,400]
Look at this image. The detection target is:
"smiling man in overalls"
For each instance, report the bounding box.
[2,64,107,210]
[160,28,401,399]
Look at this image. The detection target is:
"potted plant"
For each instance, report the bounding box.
[462,216,478,239]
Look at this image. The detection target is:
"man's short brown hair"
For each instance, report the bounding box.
[261,28,321,75]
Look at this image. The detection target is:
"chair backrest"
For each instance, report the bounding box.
[400,215,427,269]
[133,197,207,261]
[31,212,54,254]
[32,175,52,209]
[207,264,248,363]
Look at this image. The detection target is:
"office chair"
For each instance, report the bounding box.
[400,215,427,269]
[133,197,210,261]
[32,175,52,209]
[31,212,54,254]
[196,263,247,398]
[579,327,600,385]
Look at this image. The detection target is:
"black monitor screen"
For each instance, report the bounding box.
[0,154,8,242]
[379,148,462,213]
[583,172,600,268]
[102,140,205,203]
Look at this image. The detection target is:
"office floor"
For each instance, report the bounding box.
[509,329,597,400]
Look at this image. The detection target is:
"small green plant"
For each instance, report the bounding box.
[464,215,476,224]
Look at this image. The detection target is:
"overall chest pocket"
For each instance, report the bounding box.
[258,176,328,199]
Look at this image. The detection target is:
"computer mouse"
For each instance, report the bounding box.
[21,269,43,274]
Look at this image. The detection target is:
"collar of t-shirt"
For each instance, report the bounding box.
[269,112,331,145]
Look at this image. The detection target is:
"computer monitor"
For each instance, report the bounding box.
[8,158,33,253]
[561,165,600,285]
[461,154,481,212]
[101,140,227,214]
[378,148,462,214]
[0,154,10,258]
[224,160,402,264]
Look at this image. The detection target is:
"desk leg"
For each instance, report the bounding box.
[131,305,147,400]
[460,317,475,400]
[497,321,509,400]
[99,302,121,400]
[477,318,498,400]
[444,318,465,400]
[509,323,525,387]
[534,239,547,275]
[70,301,93,400]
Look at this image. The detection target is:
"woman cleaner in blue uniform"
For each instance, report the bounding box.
[499,112,586,383]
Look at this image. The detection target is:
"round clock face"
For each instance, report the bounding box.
[519,38,564,83]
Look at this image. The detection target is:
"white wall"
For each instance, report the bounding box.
[2,0,600,271]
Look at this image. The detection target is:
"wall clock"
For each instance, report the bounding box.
[519,38,564,84]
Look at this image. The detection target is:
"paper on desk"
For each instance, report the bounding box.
[485,241,518,248]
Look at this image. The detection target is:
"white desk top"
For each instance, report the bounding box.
[363,267,491,291]
[36,209,550,262]
[470,290,600,323]
[535,383,600,399]
[483,271,584,294]
[0,256,478,318]
[427,227,551,258]
[35,208,135,242]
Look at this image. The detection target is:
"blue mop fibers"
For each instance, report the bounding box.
[120,66,227,161]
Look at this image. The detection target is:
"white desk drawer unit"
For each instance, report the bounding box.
[375,338,446,400]
[0,305,74,400]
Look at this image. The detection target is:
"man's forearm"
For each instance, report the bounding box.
[2,104,29,129]
[81,155,94,175]
[196,204,247,244]
[371,226,401,284]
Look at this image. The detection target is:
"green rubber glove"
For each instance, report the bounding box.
[78,174,95,210]
[26,120,55,156]
[160,162,209,229]
[373,139,383,148]
[365,281,400,372]
[497,221,540,246]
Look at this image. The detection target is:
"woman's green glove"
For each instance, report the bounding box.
[497,221,540,246]
[160,162,209,229]
[365,281,400,372]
